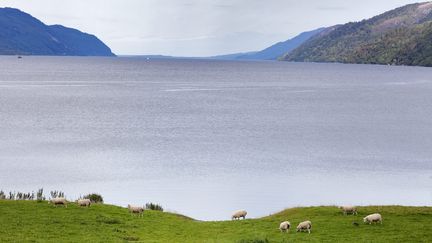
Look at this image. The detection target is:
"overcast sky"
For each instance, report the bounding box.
[0,0,424,56]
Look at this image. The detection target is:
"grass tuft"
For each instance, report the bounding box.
[123,236,140,241]
[237,238,269,243]
[96,215,121,224]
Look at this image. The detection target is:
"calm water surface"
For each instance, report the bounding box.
[0,56,431,220]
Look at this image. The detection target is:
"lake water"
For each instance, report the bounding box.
[0,56,431,220]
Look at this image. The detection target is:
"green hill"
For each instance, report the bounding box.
[0,201,431,242]
[283,2,432,66]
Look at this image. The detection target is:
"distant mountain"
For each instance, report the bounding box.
[238,28,325,60]
[0,8,114,56]
[211,28,325,61]
[121,55,204,60]
[209,51,258,60]
[283,2,432,66]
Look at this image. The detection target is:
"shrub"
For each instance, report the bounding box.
[8,191,34,200]
[50,190,64,199]
[83,193,103,203]
[145,203,163,211]
[36,188,45,202]
[0,190,5,200]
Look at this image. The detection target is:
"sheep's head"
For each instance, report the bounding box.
[363,217,368,223]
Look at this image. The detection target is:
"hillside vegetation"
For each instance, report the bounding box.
[0,201,431,242]
[284,2,432,66]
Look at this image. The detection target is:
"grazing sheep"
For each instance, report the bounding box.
[77,199,91,207]
[363,213,382,224]
[128,204,144,217]
[296,220,312,234]
[340,206,358,215]
[279,221,291,233]
[48,198,67,207]
[231,210,247,220]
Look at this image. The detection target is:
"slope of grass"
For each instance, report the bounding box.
[0,201,431,242]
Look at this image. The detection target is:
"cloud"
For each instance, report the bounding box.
[111,35,214,42]
[0,0,424,55]
[212,3,234,9]
[316,6,348,11]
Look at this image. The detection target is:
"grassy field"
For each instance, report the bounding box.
[0,201,431,242]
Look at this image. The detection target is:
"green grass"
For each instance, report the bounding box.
[0,201,431,242]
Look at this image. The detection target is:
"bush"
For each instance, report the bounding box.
[8,191,34,200]
[83,193,104,203]
[36,188,45,202]
[145,203,163,211]
[50,190,64,199]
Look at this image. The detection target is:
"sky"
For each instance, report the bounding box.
[0,0,425,56]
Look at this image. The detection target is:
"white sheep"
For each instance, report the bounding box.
[77,199,91,207]
[48,198,67,207]
[279,221,291,233]
[128,204,144,217]
[340,206,357,215]
[231,210,247,220]
[363,213,382,224]
[296,220,312,234]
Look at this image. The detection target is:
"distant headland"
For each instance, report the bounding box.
[0,8,115,56]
